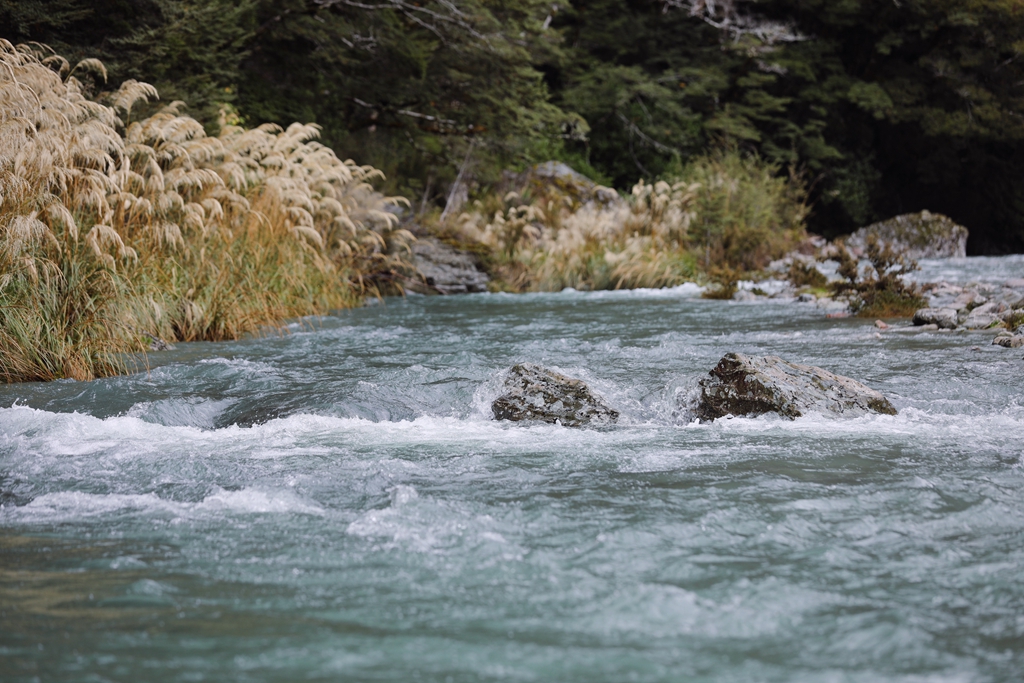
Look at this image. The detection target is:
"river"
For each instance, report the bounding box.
[2,257,1023,682]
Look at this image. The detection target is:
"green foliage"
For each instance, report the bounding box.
[0,0,256,130]
[237,0,579,201]
[3,0,1024,252]
[685,150,809,273]
[788,260,828,289]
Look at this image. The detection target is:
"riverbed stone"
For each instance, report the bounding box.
[409,236,489,294]
[993,335,1024,348]
[846,210,968,259]
[913,308,959,329]
[491,363,619,426]
[695,353,897,421]
[963,303,1004,329]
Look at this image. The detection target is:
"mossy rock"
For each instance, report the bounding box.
[696,353,897,421]
[492,363,619,427]
[846,210,968,259]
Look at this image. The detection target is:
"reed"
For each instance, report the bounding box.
[453,150,807,292]
[1,42,410,382]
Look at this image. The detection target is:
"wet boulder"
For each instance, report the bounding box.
[846,210,968,259]
[695,353,897,421]
[409,236,489,294]
[491,363,619,427]
[913,307,959,329]
[993,334,1024,348]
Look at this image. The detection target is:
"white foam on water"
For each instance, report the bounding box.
[475,282,705,302]
[127,397,235,429]
[345,484,524,558]
[0,486,325,523]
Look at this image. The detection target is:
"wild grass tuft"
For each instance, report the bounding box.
[452,150,807,292]
[1,42,411,382]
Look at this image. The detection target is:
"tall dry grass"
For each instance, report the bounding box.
[1,42,411,382]
[455,151,808,291]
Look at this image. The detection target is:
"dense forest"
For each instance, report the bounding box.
[3,0,1023,252]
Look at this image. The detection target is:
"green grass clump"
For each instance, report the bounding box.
[452,149,808,292]
[1,42,411,382]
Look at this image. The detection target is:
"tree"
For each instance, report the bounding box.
[236,0,581,201]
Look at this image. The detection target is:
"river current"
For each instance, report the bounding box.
[2,257,1023,682]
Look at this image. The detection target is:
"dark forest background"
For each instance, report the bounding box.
[4,0,1023,252]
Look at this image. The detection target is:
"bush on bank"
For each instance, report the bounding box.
[0,42,410,382]
[452,150,809,292]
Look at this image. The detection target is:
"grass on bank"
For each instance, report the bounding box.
[1,42,411,382]
[449,150,809,293]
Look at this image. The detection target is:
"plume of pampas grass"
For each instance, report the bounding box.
[1,42,410,382]
[454,151,806,292]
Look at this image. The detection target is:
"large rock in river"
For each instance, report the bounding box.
[491,363,619,427]
[696,353,897,421]
[846,210,968,259]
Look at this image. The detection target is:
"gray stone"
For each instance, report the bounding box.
[846,210,968,259]
[1002,290,1024,309]
[963,303,1003,330]
[409,236,489,294]
[951,291,979,310]
[503,161,623,211]
[491,363,619,427]
[139,331,174,351]
[913,308,959,329]
[695,353,897,421]
[993,335,1024,348]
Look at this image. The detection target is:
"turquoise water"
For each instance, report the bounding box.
[2,271,1023,682]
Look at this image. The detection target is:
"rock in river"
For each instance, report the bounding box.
[695,353,897,421]
[491,363,619,427]
[913,308,959,329]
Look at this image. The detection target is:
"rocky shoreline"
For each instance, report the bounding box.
[401,207,1024,352]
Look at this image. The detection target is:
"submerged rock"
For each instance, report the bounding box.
[696,353,897,421]
[409,236,489,294]
[491,363,619,427]
[913,308,959,329]
[846,210,968,259]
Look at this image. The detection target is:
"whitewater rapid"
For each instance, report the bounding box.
[2,263,1023,682]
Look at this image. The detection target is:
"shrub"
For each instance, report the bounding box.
[452,150,808,291]
[787,260,828,288]
[829,235,924,318]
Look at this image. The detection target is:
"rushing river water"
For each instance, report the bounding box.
[2,257,1023,683]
